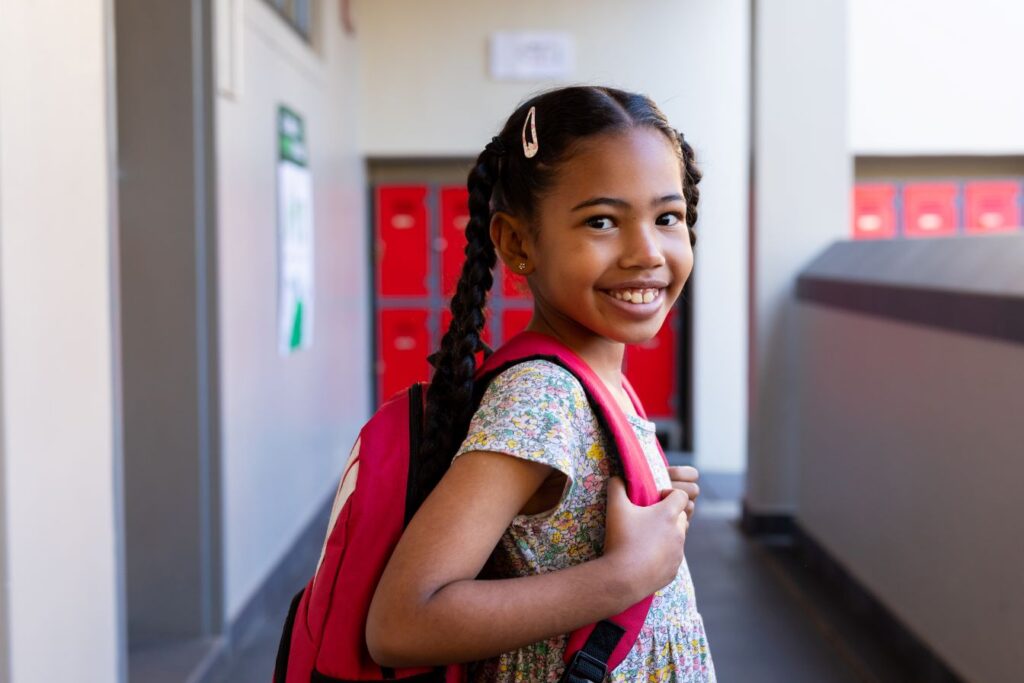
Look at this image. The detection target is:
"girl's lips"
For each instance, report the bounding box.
[599,287,665,318]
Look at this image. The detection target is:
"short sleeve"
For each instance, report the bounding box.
[452,360,588,482]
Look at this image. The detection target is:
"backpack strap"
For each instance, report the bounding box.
[620,374,670,469]
[560,620,625,683]
[475,331,663,676]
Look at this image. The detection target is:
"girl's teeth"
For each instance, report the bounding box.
[610,288,659,304]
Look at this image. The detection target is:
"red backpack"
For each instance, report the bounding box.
[273,331,668,683]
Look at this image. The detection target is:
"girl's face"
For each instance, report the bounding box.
[523,126,693,349]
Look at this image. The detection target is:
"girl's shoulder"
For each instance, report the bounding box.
[455,358,595,474]
[480,358,590,416]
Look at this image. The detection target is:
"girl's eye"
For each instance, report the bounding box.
[657,212,683,227]
[585,216,616,230]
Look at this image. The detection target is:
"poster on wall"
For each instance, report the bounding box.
[277,105,315,355]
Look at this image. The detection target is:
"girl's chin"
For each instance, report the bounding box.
[593,317,668,347]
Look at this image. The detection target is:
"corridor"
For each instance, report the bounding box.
[2,1,1020,681]
[214,474,927,683]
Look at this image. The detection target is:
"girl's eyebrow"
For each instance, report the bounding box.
[570,193,685,211]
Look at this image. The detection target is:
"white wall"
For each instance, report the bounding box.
[747,0,850,513]
[355,0,750,473]
[798,303,1024,682]
[0,0,123,681]
[849,0,1024,155]
[215,0,370,621]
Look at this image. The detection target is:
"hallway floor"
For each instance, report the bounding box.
[216,473,915,683]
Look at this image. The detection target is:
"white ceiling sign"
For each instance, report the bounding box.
[489,32,576,81]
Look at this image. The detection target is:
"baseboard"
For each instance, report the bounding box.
[791,525,965,683]
[193,491,334,683]
[739,499,795,537]
[740,504,965,683]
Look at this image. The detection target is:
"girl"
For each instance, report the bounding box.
[366,85,715,682]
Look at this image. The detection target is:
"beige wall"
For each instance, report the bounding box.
[0,0,123,680]
[215,0,370,621]
[356,0,735,157]
[355,0,751,473]
[849,0,1024,155]
[797,303,1024,682]
[747,0,850,513]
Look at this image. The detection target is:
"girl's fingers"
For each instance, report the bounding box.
[667,465,699,482]
[658,488,689,517]
[670,480,700,500]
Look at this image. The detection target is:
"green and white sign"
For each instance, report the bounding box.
[277,105,314,355]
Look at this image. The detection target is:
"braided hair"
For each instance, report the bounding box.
[413,86,702,506]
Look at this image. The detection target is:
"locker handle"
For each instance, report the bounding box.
[917,213,942,230]
[394,335,417,351]
[391,214,415,230]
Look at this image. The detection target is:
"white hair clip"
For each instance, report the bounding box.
[522,106,539,158]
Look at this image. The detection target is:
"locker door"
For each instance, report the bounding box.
[965,181,1021,233]
[440,186,470,297]
[377,186,430,296]
[378,309,430,405]
[903,183,959,237]
[852,184,897,240]
[624,309,677,419]
[501,308,533,344]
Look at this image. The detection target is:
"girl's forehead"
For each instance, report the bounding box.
[548,128,684,198]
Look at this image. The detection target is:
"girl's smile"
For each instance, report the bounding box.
[599,284,667,319]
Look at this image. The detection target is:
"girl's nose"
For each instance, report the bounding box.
[619,223,666,269]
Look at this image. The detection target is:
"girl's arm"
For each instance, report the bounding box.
[365,449,689,668]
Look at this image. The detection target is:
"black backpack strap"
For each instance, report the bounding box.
[404,382,426,527]
[559,620,625,683]
[273,588,305,683]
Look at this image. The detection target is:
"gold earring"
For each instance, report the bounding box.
[518,262,527,272]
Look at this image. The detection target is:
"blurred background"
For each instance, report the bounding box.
[0,0,1020,681]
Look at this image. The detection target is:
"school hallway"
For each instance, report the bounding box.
[209,471,918,683]
[3,1,1022,682]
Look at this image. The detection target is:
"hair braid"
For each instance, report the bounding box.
[413,146,501,505]
[677,132,702,247]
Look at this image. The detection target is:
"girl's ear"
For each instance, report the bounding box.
[489,211,534,274]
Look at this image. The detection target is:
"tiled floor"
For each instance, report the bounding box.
[216,473,912,683]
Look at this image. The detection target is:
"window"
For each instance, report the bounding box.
[264,0,313,42]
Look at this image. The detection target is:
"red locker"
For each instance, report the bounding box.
[377,186,430,295]
[501,308,533,344]
[378,309,430,405]
[964,181,1021,234]
[852,184,897,240]
[624,310,676,419]
[440,187,470,296]
[903,183,959,238]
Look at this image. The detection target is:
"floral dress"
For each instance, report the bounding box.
[452,360,717,682]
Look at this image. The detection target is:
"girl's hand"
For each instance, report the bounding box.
[667,465,700,521]
[603,476,688,601]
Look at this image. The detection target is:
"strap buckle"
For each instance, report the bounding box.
[560,648,608,683]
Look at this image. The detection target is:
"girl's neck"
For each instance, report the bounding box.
[524,315,626,393]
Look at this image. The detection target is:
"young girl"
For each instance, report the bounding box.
[366,85,715,682]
